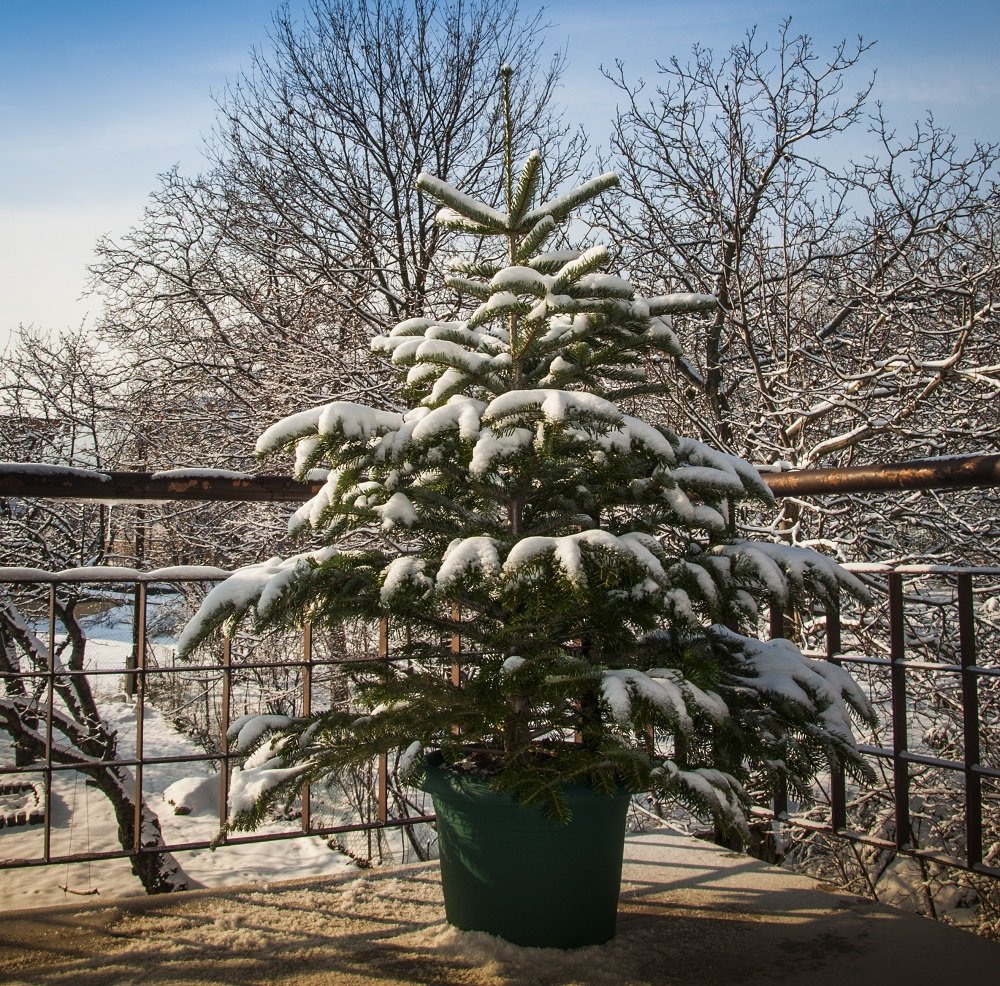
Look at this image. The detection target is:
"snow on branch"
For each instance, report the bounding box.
[709,625,875,735]
[711,539,873,606]
[416,173,508,231]
[519,172,620,228]
[436,536,503,587]
[227,738,311,824]
[515,216,558,262]
[508,149,542,225]
[489,265,549,297]
[256,402,404,459]
[646,293,718,315]
[484,389,623,427]
[601,667,692,731]
[651,761,748,834]
[176,547,339,656]
[677,437,775,503]
[502,529,668,588]
[551,245,611,294]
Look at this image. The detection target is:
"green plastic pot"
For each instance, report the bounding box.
[421,758,631,949]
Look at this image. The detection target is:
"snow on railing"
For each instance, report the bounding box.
[0,565,232,583]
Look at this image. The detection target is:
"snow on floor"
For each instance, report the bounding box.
[0,608,355,910]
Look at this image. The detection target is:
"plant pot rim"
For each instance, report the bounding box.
[418,748,638,804]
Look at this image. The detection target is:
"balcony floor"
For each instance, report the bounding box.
[1,830,998,985]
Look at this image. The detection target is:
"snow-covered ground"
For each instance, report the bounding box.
[0,606,357,910]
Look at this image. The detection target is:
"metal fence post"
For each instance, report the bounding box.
[888,572,911,850]
[219,634,232,838]
[826,593,847,832]
[301,621,313,834]
[377,617,389,825]
[768,603,789,819]
[43,584,57,862]
[132,581,147,854]
[957,573,983,869]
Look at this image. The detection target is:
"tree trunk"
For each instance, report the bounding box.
[83,763,190,895]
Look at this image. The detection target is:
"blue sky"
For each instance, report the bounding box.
[2,0,998,349]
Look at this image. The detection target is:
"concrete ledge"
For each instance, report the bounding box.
[1,830,997,985]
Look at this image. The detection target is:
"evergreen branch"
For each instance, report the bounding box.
[646,293,718,315]
[525,248,582,272]
[444,275,492,300]
[508,150,542,227]
[552,245,611,294]
[467,292,532,329]
[519,172,621,229]
[434,209,503,234]
[417,173,508,231]
[449,260,502,279]
[514,216,557,262]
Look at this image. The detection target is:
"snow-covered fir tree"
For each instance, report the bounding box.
[179,67,874,831]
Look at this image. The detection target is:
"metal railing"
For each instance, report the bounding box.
[3,452,998,502]
[765,564,1000,879]
[2,454,999,885]
[3,563,996,881]
[0,568,435,875]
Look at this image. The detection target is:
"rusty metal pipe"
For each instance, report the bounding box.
[2,453,1000,503]
[762,453,1000,497]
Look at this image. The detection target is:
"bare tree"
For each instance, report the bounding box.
[0,599,189,894]
[597,20,1000,567]
[597,20,1000,930]
[0,328,132,568]
[90,0,583,477]
[0,329,189,894]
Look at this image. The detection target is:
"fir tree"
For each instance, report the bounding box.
[179,67,874,831]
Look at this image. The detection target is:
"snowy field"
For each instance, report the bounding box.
[0,607,359,910]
